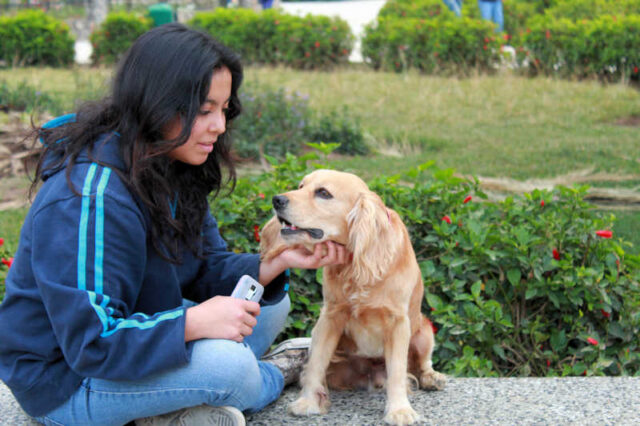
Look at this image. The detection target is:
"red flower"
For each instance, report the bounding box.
[545,30,551,39]
[314,41,320,48]
[442,215,452,224]
[601,309,610,319]
[634,66,639,74]
[503,34,510,41]
[484,37,489,43]
[463,195,472,204]
[483,45,488,50]
[274,20,280,25]
[546,359,551,367]
[304,52,310,58]
[0,237,3,246]
[1,257,13,268]
[552,249,560,260]
[587,337,598,346]
[540,200,545,207]
[253,225,261,243]
[426,318,437,334]
[430,307,436,311]
[258,193,265,199]
[595,230,613,239]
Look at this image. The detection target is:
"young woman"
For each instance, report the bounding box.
[0,23,346,426]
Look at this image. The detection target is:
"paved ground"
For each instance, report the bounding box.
[3,377,639,425]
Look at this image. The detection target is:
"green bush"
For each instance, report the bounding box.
[189,9,353,69]
[232,85,366,161]
[305,106,369,156]
[0,79,59,114]
[90,11,152,65]
[233,85,311,160]
[518,14,640,81]
[0,10,74,67]
[378,0,456,19]
[213,150,640,377]
[362,16,503,75]
[544,0,640,21]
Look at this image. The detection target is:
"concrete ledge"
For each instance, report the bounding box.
[4,377,640,425]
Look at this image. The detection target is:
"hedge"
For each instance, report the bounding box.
[90,11,152,65]
[189,8,354,69]
[517,14,640,81]
[0,9,74,67]
[362,16,503,75]
[213,147,640,377]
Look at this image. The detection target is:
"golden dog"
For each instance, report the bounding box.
[260,169,446,425]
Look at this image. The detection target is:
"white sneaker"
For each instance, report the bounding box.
[261,337,311,386]
[135,404,245,426]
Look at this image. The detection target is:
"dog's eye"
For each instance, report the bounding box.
[315,188,333,199]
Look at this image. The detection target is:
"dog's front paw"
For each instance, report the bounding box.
[384,405,420,425]
[420,370,447,391]
[288,389,330,416]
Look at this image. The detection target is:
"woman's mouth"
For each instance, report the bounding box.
[198,143,214,153]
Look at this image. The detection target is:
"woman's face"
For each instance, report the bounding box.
[166,66,232,166]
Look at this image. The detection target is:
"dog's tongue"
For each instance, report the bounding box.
[281,227,324,239]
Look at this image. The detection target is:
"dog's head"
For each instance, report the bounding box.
[261,169,399,283]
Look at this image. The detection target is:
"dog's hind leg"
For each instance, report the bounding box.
[409,316,447,391]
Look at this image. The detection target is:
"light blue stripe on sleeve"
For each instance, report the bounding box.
[88,292,183,337]
[77,163,98,291]
[94,167,111,295]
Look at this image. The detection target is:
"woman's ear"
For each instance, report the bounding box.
[347,191,397,284]
[259,216,288,261]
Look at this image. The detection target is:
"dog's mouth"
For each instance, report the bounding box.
[278,216,324,240]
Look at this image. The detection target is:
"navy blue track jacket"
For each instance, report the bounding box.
[0,130,285,417]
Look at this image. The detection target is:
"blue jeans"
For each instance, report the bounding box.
[35,296,291,426]
[443,0,462,17]
[478,0,504,32]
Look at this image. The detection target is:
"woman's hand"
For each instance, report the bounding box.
[184,296,260,343]
[258,241,348,285]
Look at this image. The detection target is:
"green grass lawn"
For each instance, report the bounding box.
[1,65,638,260]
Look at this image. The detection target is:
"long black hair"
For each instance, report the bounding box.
[34,23,243,262]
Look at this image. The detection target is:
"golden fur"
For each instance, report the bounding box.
[261,169,446,425]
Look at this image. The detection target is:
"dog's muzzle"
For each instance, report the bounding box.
[272,195,325,240]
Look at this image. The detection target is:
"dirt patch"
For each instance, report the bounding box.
[614,115,640,127]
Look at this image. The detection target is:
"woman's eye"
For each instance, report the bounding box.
[315,188,332,199]
[199,110,211,115]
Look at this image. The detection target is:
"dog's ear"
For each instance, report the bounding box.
[260,216,289,262]
[347,191,397,283]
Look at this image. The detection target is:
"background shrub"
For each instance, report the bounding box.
[90,11,152,65]
[233,85,311,160]
[305,106,369,156]
[232,85,366,161]
[0,80,59,114]
[0,10,74,67]
[213,150,640,377]
[519,14,640,81]
[189,8,353,69]
[362,16,503,75]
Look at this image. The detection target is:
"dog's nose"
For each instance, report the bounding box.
[272,195,289,211]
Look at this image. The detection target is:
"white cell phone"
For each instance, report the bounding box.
[231,275,264,302]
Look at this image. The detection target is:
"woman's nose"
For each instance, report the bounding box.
[209,112,226,134]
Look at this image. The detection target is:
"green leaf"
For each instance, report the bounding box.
[492,344,507,361]
[525,287,538,300]
[471,281,482,298]
[507,269,522,286]
[550,330,567,352]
